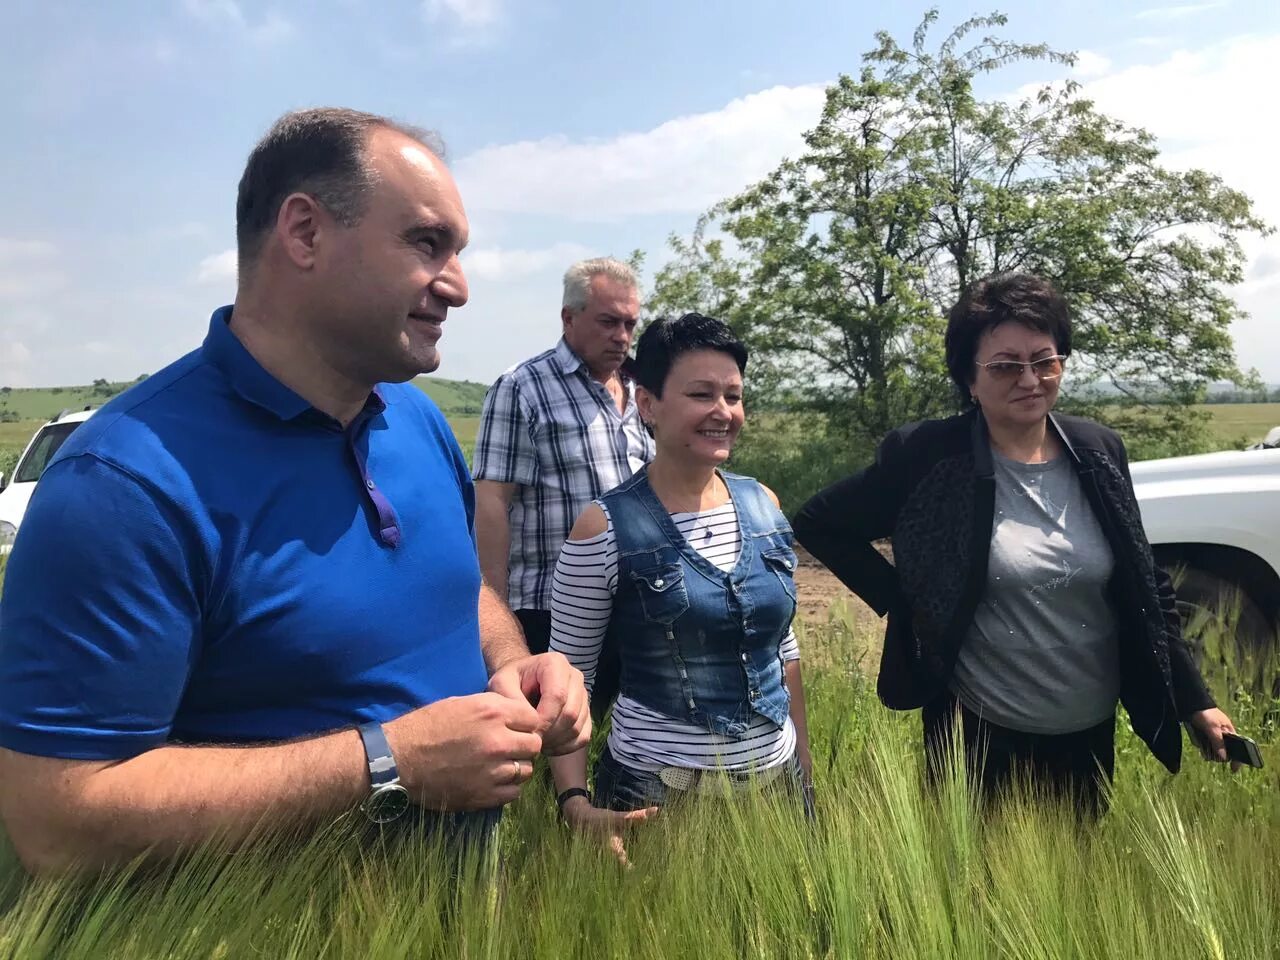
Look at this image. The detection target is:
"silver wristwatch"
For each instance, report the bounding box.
[356,721,411,824]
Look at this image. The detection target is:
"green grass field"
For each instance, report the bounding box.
[0,378,490,481]
[0,376,490,424]
[0,596,1274,958]
[409,377,490,415]
[0,396,1278,956]
[1201,403,1280,446]
[1,392,1275,487]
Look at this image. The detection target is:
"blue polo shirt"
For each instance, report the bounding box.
[0,307,488,760]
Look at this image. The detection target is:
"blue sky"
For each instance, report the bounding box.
[3,0,1279,387]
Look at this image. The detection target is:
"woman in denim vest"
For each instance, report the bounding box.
[548,313,814,862]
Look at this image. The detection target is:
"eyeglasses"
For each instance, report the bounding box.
[974,355,1066,382]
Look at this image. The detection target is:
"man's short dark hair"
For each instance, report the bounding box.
[944,272,1073,406]
[235,107,444,277]
[633,312,749,397]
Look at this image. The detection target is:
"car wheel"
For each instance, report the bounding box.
[1173,565,1278,694]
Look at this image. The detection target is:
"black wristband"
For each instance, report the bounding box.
[556,787,591,814]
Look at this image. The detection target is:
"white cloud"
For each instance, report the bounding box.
[1072,50,1112,78]
[463,242,595,282]
[195,249,237,284]
[0,239,57,261]
[422,0,505,27]
[182,0,246,26]
[1134,1,1228,21]
[456,84,827,221]
[181,0,294,45]
[1067,33,1280,374]
[0,238,65,301]
[249,12,294,45]
[1248,252,1280,283]
[0,341,33,388]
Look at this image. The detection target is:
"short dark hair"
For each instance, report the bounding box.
[633,312,748,397]
[944,272,1072,406]
[235,107,444,277]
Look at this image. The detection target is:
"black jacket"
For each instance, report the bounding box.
[793,409,1214,774]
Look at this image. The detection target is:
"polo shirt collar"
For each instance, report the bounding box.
[202,306,389,423]
[203,306,313,420]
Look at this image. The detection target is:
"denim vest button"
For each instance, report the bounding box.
[654,578,664,588]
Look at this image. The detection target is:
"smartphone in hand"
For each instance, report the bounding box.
[1222,732,1264,769]
[1183,724,1264,768]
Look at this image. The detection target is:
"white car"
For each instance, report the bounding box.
[1132,441,1280,648]
[0,408,97,554]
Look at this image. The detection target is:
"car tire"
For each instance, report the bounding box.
[1173,565,1278,694]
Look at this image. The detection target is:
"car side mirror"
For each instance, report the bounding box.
[0,472,6,491]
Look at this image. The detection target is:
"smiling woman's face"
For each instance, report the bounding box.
[969,322,1064,432]
[638,348,745,467]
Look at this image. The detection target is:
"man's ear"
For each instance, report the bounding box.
[275,193,326,270]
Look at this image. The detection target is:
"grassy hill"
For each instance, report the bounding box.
[0,377,493,479]
[409,377,490,414]
[0,380,143,420]
[0,375,491,423]
[2,381,1273,488]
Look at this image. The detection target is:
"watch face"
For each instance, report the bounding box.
[365,784,411,824]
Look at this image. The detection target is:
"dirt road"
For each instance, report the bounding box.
[791,546,884,672]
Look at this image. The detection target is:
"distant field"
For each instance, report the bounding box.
[409,377,489,415]
[0,382,135,420]
[0,375,490,423]
[1202,402,1280,445]
[450,416,480,461]
[2,399,1274,488]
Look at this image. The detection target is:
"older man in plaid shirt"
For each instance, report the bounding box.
[474,257,654,712]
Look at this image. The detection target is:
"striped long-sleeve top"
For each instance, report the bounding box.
[550,499,800,773]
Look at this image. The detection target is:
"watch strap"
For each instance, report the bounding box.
[556,786,591,815]
[357,721,399,788]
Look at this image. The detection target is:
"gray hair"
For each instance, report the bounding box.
[562,257,638,313]
[236,107,446,277]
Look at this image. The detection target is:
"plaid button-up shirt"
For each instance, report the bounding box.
[473,338,655,610]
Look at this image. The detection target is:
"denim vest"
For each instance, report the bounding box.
[601,467,797,737]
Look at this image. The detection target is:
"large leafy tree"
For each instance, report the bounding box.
[649,10,1267,460]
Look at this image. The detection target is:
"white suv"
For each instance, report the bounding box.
[1132,438,1280,648]
[0,408,97,553]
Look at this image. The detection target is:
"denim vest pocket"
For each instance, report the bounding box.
[630,564,689,624]
[760,546,798,605]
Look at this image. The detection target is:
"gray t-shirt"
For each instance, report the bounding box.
[950,450,1120,734]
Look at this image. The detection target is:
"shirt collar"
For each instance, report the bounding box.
[553,337,587,375]
[202,305,388,423]
[553,337,639,389]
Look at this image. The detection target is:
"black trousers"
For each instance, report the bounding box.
[514,609,620,722]
[922,691,1115,818]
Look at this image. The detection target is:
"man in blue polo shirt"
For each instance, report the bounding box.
[0,108,590,874]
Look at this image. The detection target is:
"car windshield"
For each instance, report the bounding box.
[13,422,83,484]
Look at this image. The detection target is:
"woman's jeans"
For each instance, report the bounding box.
[594,745,816,819]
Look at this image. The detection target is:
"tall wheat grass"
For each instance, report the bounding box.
[0,631,1276,960]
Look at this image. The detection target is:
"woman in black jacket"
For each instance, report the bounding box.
[793,273,1236,813]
